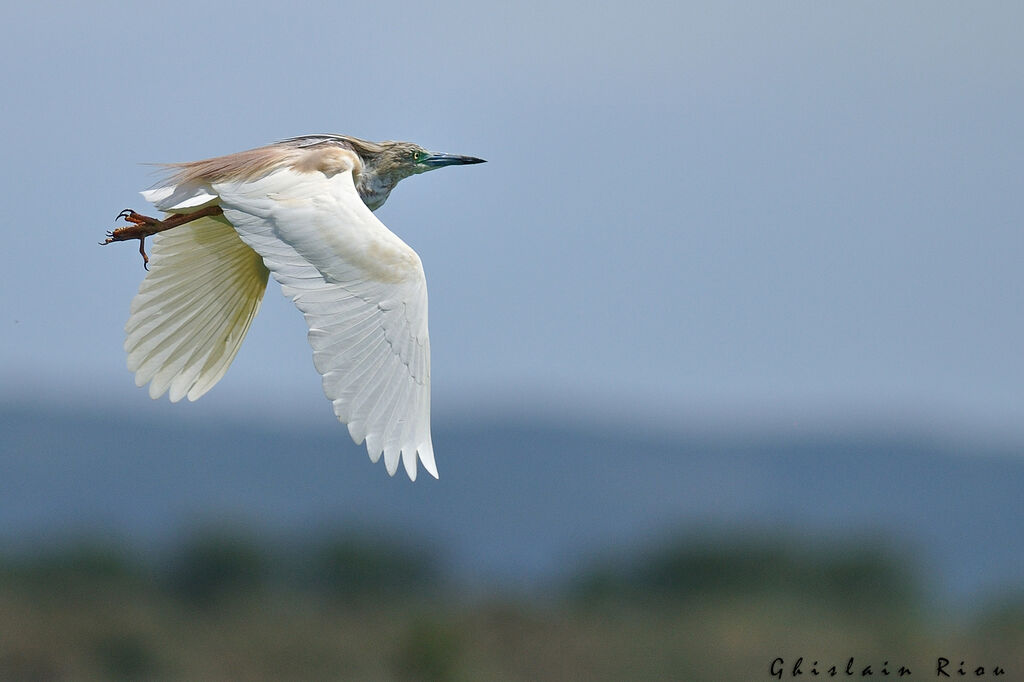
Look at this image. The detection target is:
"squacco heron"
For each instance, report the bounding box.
[101,134,485,480]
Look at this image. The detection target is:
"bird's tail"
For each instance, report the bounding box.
[124,214,270,402]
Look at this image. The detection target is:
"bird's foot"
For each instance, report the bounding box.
[101,209,162,269]
[103,210,162,243]
[100,205,224,271]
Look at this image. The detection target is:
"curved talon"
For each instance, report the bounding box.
[101,205,221,269]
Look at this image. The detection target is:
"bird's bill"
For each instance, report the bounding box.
[420,152,486,168]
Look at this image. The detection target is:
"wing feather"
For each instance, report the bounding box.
[124,216,269,403]
[211,154,435,479]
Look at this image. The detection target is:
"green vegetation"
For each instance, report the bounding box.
[573,532,922,614]
[0,529,1020,681]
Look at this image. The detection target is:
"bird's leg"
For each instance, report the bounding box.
[101,205,224,269]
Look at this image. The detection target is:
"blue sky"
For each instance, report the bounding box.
[2,2,1022,439]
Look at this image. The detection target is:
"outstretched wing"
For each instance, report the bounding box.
[211,148,435,480]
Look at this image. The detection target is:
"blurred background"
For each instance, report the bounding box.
[1,1,1022,679]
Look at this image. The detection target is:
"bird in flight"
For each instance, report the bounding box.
[102,134,485,480]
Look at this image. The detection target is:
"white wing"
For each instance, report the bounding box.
[211,153,436,480]
[125,215,269,402]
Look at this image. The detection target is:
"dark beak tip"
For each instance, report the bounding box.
[450,154,486,166]
[423,153,487,167]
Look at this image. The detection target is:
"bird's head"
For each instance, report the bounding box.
[346,138,485,210]
[371,141,486,180]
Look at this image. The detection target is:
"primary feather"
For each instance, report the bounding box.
[124,215,268,403]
